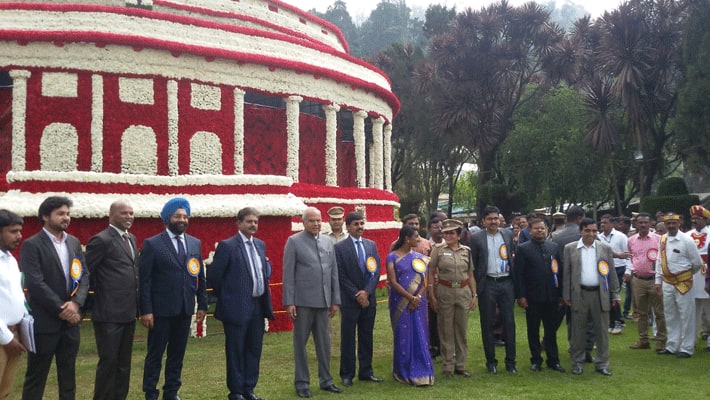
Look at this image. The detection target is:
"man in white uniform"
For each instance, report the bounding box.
[688,205,710,350]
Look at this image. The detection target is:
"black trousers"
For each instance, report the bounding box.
[525,302,563,366]
[142,314,191,399]
[339,304,376,380]
[93,320,136,400]
[22,324,80,400]
[223,299,265,399]
[479,278,516,368]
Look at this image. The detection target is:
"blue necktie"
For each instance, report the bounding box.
[357,240,367,274]
[175,236,186,266]
[247,240,264,296]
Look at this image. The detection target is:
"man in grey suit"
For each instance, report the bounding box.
[469,205,517,374]
[283,207,342,398]
[563,218,620,376]
[86,200,138,400]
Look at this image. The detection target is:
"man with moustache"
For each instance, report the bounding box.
[687,205,710,350]
[335,212,382,387]
[563,218,619,376]
[209,207,274,400]
[139,198,207,400]
[86,201,139,400]
[283,207,341,398]
[326,207,348,244]
[655,213,704,358]
[514,218,565,373]
[21,196,89,399]
[0,210,27,399]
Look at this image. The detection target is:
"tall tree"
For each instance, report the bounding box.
[359,0,425,58]
[312,1,362,56]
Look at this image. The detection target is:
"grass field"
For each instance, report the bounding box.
[10,293,710,400]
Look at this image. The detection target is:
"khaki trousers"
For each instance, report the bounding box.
[631,276,666,346]
[436,285,472,372]
[0,341,21,400]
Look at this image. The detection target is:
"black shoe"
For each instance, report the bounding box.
[163,396,182,400]
[487,364,497,374]
[342,377,353,387]
[530,364,542,372]
[296,388,311,398]
[596,368,612,376]
[359,375,383,382]
[584,352,594,363]
[506,366,518,374]
[494,339,506,346]
[320,384,343,394]
[229,395,246,400]
[454,369,472,378]
[548,363,566,373]
[244,393,263,400]
[571,366,583,375]
[657,349,675,355]
[676,351,691,358]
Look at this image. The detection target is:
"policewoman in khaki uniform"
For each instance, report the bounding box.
[427,219,477,377]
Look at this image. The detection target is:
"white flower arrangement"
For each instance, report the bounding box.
[286,96,302,182]
[372,117,384,190]
[189,131,223,175]
[41,72,78,98]
[9,69,30,171]
[121,125,158,174]
[323,103,339,186]
[118,77,154,105]
[383,124,392,191]
[91,74,104,172]
[290,220,401,233]
[167,79,179,175]
[39,123,78,171]
[353,110,367,188]
[233,88,246,174]
[190,83,221,110]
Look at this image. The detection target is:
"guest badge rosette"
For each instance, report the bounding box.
[70,257,83,296]
[598,260,610,291]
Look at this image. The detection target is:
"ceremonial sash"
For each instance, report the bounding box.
[659,235,693,294]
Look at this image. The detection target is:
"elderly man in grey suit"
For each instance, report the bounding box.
[283,207,342,398]
[563,218,620,376]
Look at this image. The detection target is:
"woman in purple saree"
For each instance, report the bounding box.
[386,225,435,386]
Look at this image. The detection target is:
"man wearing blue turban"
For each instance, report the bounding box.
[139,197,207,400]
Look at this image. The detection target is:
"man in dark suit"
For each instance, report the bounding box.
[563,218,620,376]
[283,207,341,398]
[335,211,382,387]
[86,200,139,400]
[20,196,89,400]
[139,198,207,400]
[514,218,565,373]
[208,207,274,400]
[469,205,517,374]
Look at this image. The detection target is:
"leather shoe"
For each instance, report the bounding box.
[454,369,472,378]
[442,370,453,378]
[549,363,566,373]
[571,366,583,375]
[359,375,383,382]
[506,366,518,374]
[229,395,246,400]
[530,363,542,372]
[657,349,674,355]
[244,392,263,400]
[629,342,650,350]
[320,384,343,394]
[296,388,311,398]
[487,364,497,374]
[596,368,612,376]
[676,351,691,358]
[341,378,353,387]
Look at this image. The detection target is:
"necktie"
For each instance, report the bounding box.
[122,233,133,259]
[175,236,186,265]
[247,240,264,296]
[357,239,367,274]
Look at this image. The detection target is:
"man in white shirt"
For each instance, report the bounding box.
[0,209,26,399]
[655,213,704,358]
[687,205,710,350]
[598,215,630,334]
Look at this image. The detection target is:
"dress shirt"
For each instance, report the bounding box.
[0,250,25,345]
[43,227,70,290]
[598,228,629,269]
[626,232,660,277]
[655,232,704,285]
[239,231,264,297]
[577,239,600,286]
[167,229,186,254]
[486,230,508,277]
[110,224,134,259]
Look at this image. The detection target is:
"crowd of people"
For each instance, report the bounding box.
[1,198,709,400]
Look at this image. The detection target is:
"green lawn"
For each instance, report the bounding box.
[11,295,710,399]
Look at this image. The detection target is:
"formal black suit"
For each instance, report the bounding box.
[208,233,274,400]
[335,236,380,381]
[20,229,89,400]
[513,239,563,367]
[86,226,138,400]
[139,230,207,400]
[469,228,516,370]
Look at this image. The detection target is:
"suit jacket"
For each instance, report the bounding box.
[562,240,620,312]
[282,231,341,308]
[335,237,380,309]
[208,234,275,325]
[469,227,515,295]
[138,230,207,317]
[85,227,139,323]
[20,230,89,334]
[513,239,561,303]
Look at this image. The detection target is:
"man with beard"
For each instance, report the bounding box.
[139,198,207,400]
[514,218,565,373]
[86,201,139,400]
[21,196,89,399]
[335,212,382,387]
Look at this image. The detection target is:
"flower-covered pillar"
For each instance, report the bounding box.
[323,103,339,186]
[167,80,179,176]
[286,95,302,182]
[233,88,246,174]
[368,143,375,187]
[10,70,30,171]
[353,110,367,188]
[383,123,393,191]
[372,117,384,190]
[91,74,104,172]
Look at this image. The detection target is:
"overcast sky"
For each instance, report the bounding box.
[281,0,623,21]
